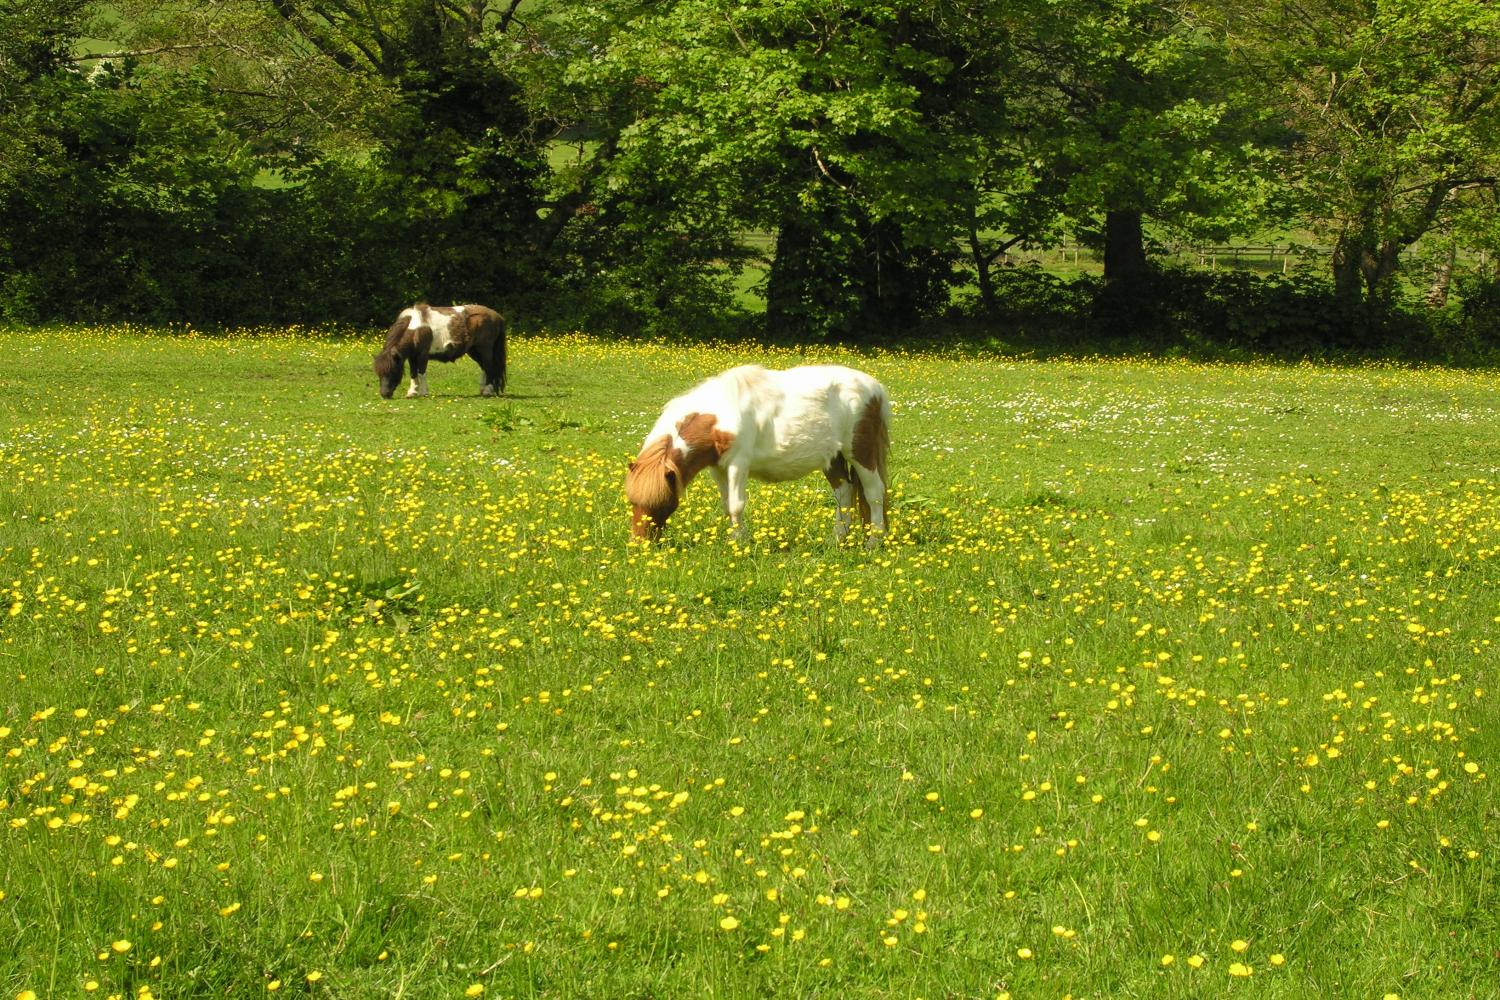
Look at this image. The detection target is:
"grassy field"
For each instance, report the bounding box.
[1,327,1497,999]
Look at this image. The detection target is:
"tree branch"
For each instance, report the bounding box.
[531,134,621,254]
[980,233,1027,266]
[494,0,525,34]
[269,1,362,73]
[69,43,225,62]
[811,146,850,190]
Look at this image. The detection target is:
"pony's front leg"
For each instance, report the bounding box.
[406,356,429,398]
[710,466,730,515]
[724,463,749,542]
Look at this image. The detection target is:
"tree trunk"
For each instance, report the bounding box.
[965,205,996,314]
[1102,209,1149,283]
[1426,238,1458,308]
[1331,233,1366,305]
[765,214,819,339]
[1362,243,1401,303]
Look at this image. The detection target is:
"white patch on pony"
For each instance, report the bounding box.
[401,305,465,355]
[429,307,462,358]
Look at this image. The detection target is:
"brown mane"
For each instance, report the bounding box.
[626,435,679,511]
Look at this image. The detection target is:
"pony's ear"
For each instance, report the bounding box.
[628,460,638,472]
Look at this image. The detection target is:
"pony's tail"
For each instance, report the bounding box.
[851,390,891,527]
[495,324,508,393]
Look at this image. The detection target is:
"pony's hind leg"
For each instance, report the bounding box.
[469,347,494,397]
[823,455,856,543]
[850,460,887,548]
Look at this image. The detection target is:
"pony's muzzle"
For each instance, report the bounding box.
[631,506,665,541]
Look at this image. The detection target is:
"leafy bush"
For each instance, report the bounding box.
[1447,273,1500,356]
[958,264,1498,361]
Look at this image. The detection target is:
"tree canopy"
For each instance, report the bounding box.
[1,0,1496,342]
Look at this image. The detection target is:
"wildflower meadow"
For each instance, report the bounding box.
[1,328,1497,999]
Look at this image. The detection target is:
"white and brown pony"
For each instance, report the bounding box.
[625,364,890,547]
[374,303,506,399]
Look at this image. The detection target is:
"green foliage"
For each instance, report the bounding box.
[0,62,256,322]
[1,0,1494,348]
[993,0,1283,285]
[560,0,982,338]
[966,265,1495,362]
[1447,273,1500,354]
[1235,0,1500,303]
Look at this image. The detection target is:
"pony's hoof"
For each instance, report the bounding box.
[480,385,496,398]
[864,535,884,551]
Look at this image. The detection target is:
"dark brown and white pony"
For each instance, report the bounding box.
[625,364,891,547]
[373,303,506,399]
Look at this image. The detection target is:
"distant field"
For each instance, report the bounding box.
[1,328,1497,998]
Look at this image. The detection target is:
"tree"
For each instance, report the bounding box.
[1007,0,1279,288]
[103,1,550,303]
[1234,0,1500,304]
[560,0,1002,338]
[0,0,92,188]
[0,55,269,321]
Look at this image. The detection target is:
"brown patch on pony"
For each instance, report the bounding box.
[384,312,412,343]
[824,453,849,486]
[675,412,734,480]
[463,306,507,393]
[373,350,401,381]
[851,396,889,479]
[624,417,734,540]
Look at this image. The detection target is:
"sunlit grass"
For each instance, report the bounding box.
[1,326,1497,998]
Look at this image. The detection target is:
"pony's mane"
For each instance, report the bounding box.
[373,351,401,378]
[625,436,678,509]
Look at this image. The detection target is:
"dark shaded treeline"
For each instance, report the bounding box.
[1,0,1497,356]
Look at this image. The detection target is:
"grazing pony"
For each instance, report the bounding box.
[625,364,890,547]
[374,303,506,399]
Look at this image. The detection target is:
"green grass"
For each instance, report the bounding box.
[1,327,1497,998]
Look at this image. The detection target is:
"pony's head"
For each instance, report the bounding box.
[624,414,733,541]
[373,350,404,399]
[625,437,680,541]
[375,307,423,398]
